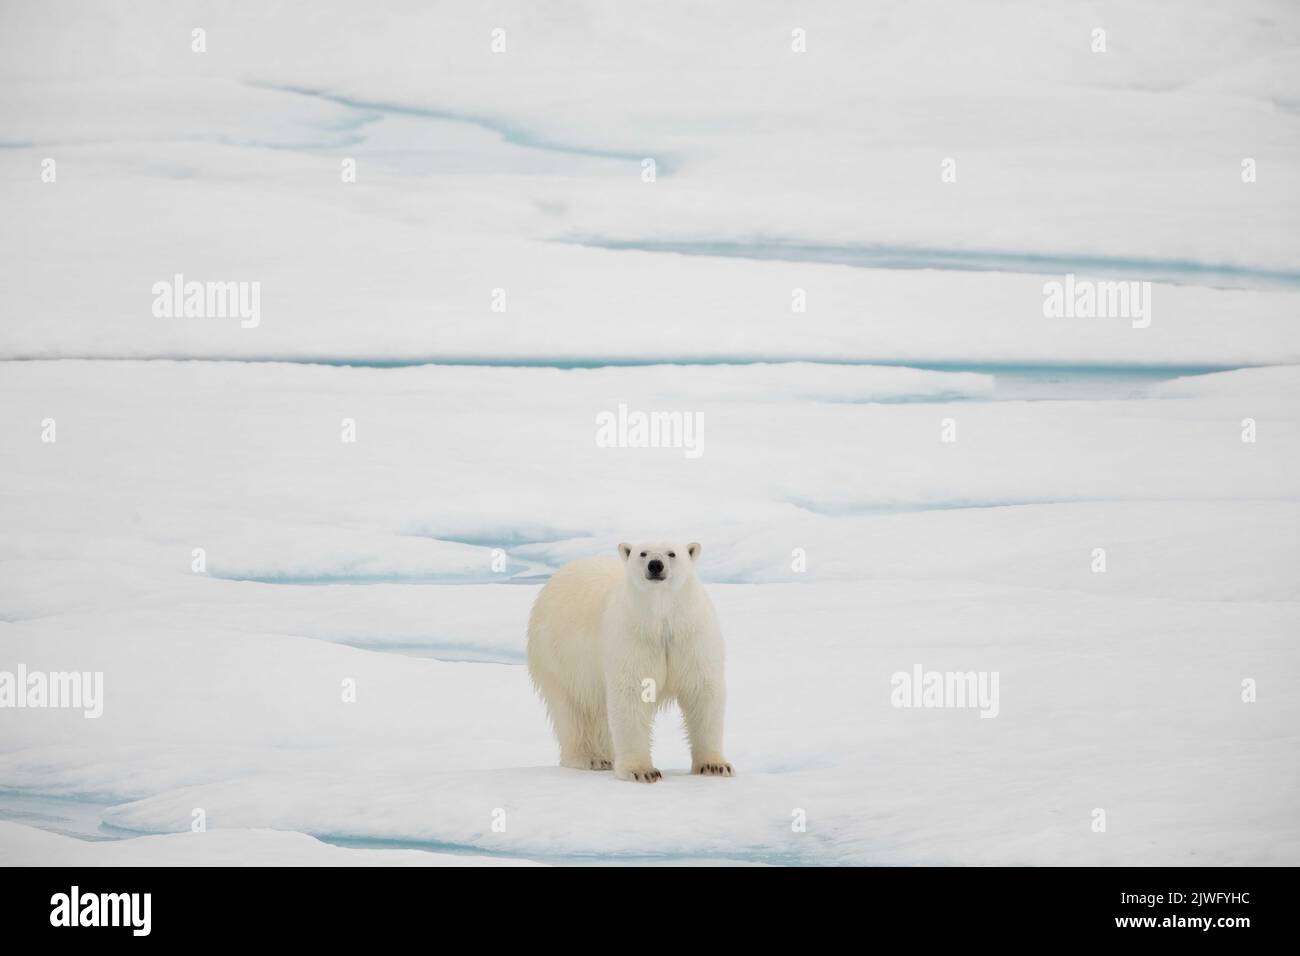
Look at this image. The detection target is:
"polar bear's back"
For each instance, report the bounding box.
[526,556,623,698]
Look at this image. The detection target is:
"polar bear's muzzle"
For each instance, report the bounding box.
[646,559,666,581]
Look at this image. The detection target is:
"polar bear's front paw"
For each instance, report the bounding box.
[693,759,734,777]
[589,757,613,771]
[616,763,662,783]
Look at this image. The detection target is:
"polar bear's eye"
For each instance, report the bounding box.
[668,552,676,558]
[640,552,647,558]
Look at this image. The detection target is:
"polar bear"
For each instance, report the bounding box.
[526,541,733,783]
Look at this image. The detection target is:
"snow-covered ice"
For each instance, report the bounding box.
[2,0,1299,865]
[0,822,539,866]
[2,361,1297,864]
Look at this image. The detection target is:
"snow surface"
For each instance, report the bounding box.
[4,2,1300,366]
[2,361,1297,865]
[0,822,538,866]
[2,0,1299,865]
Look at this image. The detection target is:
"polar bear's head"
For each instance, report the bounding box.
[618,541,701,592]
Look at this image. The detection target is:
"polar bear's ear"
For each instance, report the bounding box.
[618,543,632,561]
[688,542,701,561]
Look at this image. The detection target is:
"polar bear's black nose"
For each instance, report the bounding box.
[647,559,664,575]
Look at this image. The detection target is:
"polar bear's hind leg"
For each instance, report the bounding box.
[549,693,613,770]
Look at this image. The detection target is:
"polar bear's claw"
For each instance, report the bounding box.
[590,758,613,770]
[628,768,662,782]
[695,761,734,777]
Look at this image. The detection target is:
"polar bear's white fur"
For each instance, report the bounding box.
[526,541,732,783]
